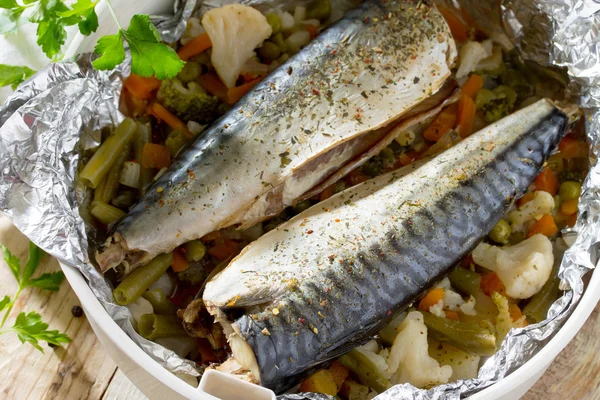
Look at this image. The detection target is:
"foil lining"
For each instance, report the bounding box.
[0,0,598,398]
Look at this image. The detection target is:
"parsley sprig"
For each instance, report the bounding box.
[0,0,184,87]
[0,241,71,352]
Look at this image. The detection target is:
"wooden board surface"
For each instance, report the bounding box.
[0,215,598,400]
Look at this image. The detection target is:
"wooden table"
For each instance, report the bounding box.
[0,215,598,400]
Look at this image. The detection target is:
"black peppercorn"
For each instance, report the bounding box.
[71,305,84,318]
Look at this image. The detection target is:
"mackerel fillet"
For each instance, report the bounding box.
[202,99,569,392]
[97,0,457,273]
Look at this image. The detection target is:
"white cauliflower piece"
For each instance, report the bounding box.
[127,296,153,331]
[459,296,477,316]
[429,300,446,318]
[509,191,555,232]
[202,4,272,88]
[472,234,554,299]
[456,40,492,79]
[435,278,477,316]
[387,311,452,388]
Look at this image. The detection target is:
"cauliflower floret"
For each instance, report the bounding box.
[202,4,272,88]
[472,234,554,299]
[433,278,477,316]
[509,191,555,232]
[386,311,452,388]
[456,40,493,79]
[429,300,446,318]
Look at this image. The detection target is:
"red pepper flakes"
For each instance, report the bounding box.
[307,230,314,234]
[312,88,320,96]
[387,310,392,316]
[299,317,306,324]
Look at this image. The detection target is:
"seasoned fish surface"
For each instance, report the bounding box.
[202,100,569,392]
[97,0,457,272]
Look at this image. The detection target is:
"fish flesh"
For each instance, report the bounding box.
[201,99,569,392]
[96,0,457,273]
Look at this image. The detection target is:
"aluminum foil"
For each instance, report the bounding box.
[0,0,599,398]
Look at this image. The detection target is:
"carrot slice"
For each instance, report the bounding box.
[527,214,558,238]
[480,272,506,297]
[561,199,578,216]
[123,74,162,100]
[444,310,460,321]
[508,303,522,322]
[567,212,578,227]
[534,169,559,195]
[517,192,536,207]
[147,102,191,137]
[437,5,470,42]
[460,74,483,99]
[456,94,477,138]
[177,32,212,61]
[199,72,228,102]
[141,143,171,169]
[328,362,350,391]
[558,136,588,159]
[120,86,148,118]
[227,77,262,104]
[201,231,221,241]
[304,24,318,39]
[418,288,445,311]
[423,104,458,142]
[171,249,190,272]
[319,185,335,202]
[208,239,239,260]
[345,170,370,186]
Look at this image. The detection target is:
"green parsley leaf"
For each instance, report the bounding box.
[56,0,97,35]
[0,0,20,9]
[120,14,184,79]
[0,244,21,283]
[35,17,66,58]
[92,32,126,71]
[0,64,36,88]
[22,241,44,284]
[11,311,71,352]
[24,271,64,291]
[0,296,10,313]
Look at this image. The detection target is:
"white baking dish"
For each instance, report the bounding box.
[61,1,600,399]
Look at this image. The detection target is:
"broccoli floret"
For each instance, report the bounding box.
[157,78,220,123]
[475,85,517,123]
[176,259,209,285]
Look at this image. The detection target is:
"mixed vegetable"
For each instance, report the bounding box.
[76,2,588,398]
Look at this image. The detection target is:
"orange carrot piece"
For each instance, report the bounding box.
[418,288,445,311]
[517,192,536,207]
[177,32,212,61]
[201,231,221,241]
[198,338,219,364]
[437,6,470,42]
[423,104,458,142]
[171,249,190,272]
[561,199,578,216]
[319,185,335,202]
[480,272,506,297]
[120,87,148,118]
[345,170,370,186]
[304,23,318,39]
[456,94,477,138]
[534,169,559,195]
[558,136,588,159]
[398,150,422,166]
[461,74,484,99]
[328,362,350,391]
[124,74,161,100]
[141,143,171,169]
[508,303,522,322]
[147,102,188,132]
[444,310,460,321]
[527,214,558,238]
[199,72,228,102]
[227,77,262,104]
[208,239,239,260]
[567,212,578,227]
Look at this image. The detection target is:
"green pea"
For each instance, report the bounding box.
[258,41,282,61]
[559,181,582,201]
[307,0,331,22]
[489,219,511,244]
[177,61,202,83]
[266,13,281,35]
[184,240,207,262]
[379,147,395,162]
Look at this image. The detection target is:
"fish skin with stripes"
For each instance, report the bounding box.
[201,99,570,392]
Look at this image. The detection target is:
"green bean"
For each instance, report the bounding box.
[94,141,132,204]
[184,240,207,262]
[134,122,154,195]
[422,312,497,356]
[338,350,391,394]
[80,118,137,188]
[90,201,126,225]
[138,313,186,340]
[488,219,511,244]
[448,267,481,297]
[340,380,369,400]
[177,61,202,83]
[258,41,282,61]
[266,13,282,35]
[522,266,562,323]
[271,33,287,53]
[559,181,582,201]
[113,253,173,305]
[293,200,312,214]
[142,288,176,315]
[307,0,331,22]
